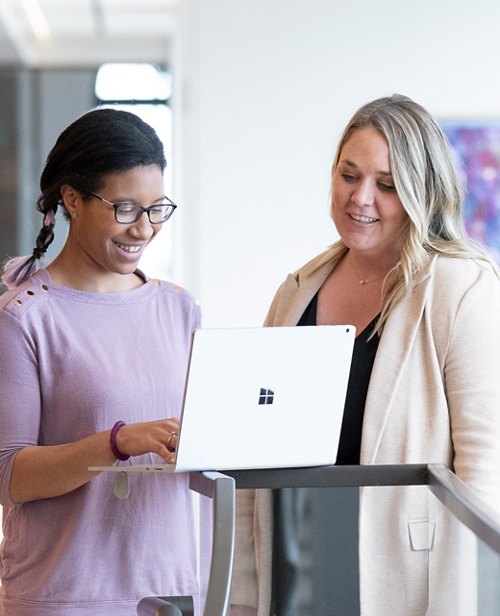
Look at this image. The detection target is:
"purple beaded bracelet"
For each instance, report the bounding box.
[110,420,130,461]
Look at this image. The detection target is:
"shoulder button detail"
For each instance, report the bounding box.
[173,285,182,293]
[5,281,49,314]
[151,279,160,286]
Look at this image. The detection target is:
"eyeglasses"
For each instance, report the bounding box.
[88,191,177,224]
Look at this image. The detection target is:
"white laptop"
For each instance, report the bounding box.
[90,325,355,474]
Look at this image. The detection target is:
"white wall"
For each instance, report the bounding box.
[175,0,500,327]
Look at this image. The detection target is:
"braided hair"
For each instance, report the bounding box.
[2,108,166,289]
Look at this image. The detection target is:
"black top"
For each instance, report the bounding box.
[297,292,380,464]
[271,294,380,614]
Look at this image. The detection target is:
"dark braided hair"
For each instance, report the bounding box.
[32,207,57,260]
[2,108,166,289]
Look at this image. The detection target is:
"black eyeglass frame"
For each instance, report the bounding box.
[88,191,177,224]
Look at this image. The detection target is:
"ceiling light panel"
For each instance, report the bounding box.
[37,0,95,37]
[101,0,177,36]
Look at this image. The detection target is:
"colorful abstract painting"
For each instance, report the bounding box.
[441,121,500,262]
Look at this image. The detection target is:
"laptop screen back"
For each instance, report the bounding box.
[175,325,355,471]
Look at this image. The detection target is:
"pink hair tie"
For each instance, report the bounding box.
[43,210,56,227]
[110,421,130,461]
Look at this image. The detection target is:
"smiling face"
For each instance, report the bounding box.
[331,126,409,264]
[61,164,165,287]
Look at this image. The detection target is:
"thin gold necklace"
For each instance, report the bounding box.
[349,260,390,286]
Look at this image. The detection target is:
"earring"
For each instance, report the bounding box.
[70,212,77,219]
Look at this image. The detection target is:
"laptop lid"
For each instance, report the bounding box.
[90,325,355,474]
[174,325,355,471]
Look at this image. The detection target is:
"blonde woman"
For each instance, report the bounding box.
[230,94,500,616]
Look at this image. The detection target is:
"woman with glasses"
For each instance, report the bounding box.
[231,95,500,615]
[0,109,201,614]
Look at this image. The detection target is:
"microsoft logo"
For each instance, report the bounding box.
[258,388,274,405]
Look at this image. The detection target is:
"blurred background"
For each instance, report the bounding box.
[2,0,500,327]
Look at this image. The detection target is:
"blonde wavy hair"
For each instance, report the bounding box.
[326,94,499,334]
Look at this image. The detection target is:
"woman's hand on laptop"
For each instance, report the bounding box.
[114,418,180,463]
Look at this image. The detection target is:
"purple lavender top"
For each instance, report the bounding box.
[0,269,202,615]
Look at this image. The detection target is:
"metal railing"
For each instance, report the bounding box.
[137,471,235,616]
[138,464,500,615]
[427,464,500,553]
[225,463,500,555]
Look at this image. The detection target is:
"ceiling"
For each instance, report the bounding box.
[0,0,179,68]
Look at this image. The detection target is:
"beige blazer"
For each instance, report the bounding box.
[231,249,500,615]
